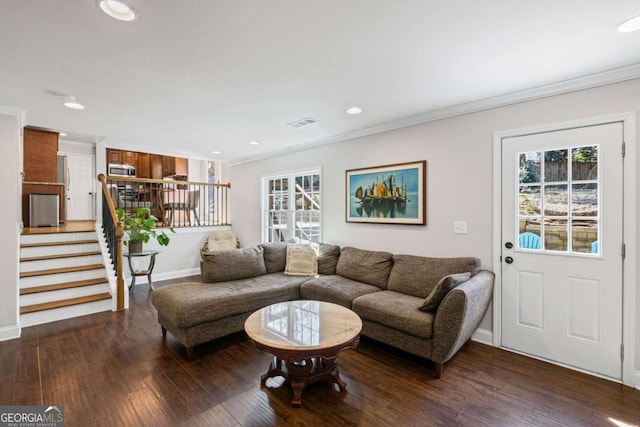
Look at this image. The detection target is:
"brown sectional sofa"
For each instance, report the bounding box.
[150,242,494,377]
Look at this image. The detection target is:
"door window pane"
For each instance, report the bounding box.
[519,185,541,216]
[572,220,598,254]
[519,152,541,183]
[572,146,598,180]
[572,184,598,217]
[544,185,568,216]
[544,149,568,182]
[544,219,567,252]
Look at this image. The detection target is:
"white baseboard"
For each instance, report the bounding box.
[0,324,20,342]
[633,370,640,390]
[471,328,494,346]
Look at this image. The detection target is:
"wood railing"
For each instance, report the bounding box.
[98,173,125,311]
[104,176,231,227]
[99,174,231,309]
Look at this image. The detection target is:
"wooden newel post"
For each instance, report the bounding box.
[116,222,125,311]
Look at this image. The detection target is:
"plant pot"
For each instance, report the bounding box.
[128,240,143,254]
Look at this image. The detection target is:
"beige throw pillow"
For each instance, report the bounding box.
[419,272,471,311]
[284,244,318,276]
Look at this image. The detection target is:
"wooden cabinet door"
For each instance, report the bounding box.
[106,149,122,165]
[122,151,137,166]
[162,156,175,176]
[175,157,188,176]
[151,154,163,179]
[137,153,150,178]
[24,128,58,182]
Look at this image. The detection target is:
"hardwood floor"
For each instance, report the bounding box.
[2,276,639,426]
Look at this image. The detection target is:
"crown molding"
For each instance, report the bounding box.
[231,63,640,166]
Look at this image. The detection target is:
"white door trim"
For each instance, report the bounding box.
[492,112,636,387]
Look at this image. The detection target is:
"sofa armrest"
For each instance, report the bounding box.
[430,270,494,364]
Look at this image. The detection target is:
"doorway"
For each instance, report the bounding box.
[493,114,636,385]
[65,153,95,221]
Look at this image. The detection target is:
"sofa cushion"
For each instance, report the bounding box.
[419,272,471,311]
[260,239,296,273]
[285,244,318,276]
[315,243,341,275]
[300,275,381,308]
[336,247,393,289]
[151,273,306,328]
[352,291,434,339]
[387,255,481,298]
[201,246,267,283]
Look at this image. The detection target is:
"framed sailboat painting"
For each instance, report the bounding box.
[345,160,427,225]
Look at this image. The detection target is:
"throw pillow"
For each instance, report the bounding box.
[284,244,318,276]
[419,272,471,311]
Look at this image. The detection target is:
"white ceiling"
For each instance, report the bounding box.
[2,1,640,163]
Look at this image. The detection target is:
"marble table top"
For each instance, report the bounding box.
[244,300,362,351]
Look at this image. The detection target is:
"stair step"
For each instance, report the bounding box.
[20,278,108,295]
[20,239,99,249]
[20,293,112,315]
[20,251,102,263]
[20,264,105,278]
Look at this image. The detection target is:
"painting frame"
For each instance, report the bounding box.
[345,160,427,225]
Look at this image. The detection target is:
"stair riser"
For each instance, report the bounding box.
[21,231,96,245]
[20,255,104,273]
[20,270,107,288]
[21,284,109,306]
[21,243,101,258]
[20,299,112,328]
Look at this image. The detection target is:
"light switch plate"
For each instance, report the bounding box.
[454,221,468,234]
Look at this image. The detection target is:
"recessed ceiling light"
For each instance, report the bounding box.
[249,141,260,145]
[346,106,363,115]
[59,132,67,137]
[62,96,85,110]
[211,151,221,154]
[97,0,136,22]
[617,14,640,32]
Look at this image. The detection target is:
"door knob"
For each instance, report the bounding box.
[505,256,514,264]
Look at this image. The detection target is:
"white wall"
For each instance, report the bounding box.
[58,139,95,156]
[230,79,640,377]
[0,109,23,340]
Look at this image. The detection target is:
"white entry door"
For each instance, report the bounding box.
[66,154,95,220]
[501,122,624,380]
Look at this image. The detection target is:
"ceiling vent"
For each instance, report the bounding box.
[286,117,318,129]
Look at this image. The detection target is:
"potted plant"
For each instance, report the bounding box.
[117,207,174,253]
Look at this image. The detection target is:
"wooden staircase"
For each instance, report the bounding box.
[20,229,112,327]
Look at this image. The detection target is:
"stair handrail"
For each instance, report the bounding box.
[98,173,125,311]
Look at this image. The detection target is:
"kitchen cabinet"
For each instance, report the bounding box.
[106,149,136,166]
[107,149,122,165]
[24,128,58,183]
[162,156,188,177]
[137,153,150,178]
[150,154,163,179]
[122,151,136,166]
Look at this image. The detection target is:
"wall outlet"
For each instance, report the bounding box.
[454,221,468,234]
[132,259,140,269]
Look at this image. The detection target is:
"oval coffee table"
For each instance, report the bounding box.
[244,300,362,406]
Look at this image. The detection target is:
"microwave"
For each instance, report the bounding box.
[108,163,136,177]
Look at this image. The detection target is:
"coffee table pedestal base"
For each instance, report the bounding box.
[254,336,359,406]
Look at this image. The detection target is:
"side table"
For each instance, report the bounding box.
[123,250,160,293]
